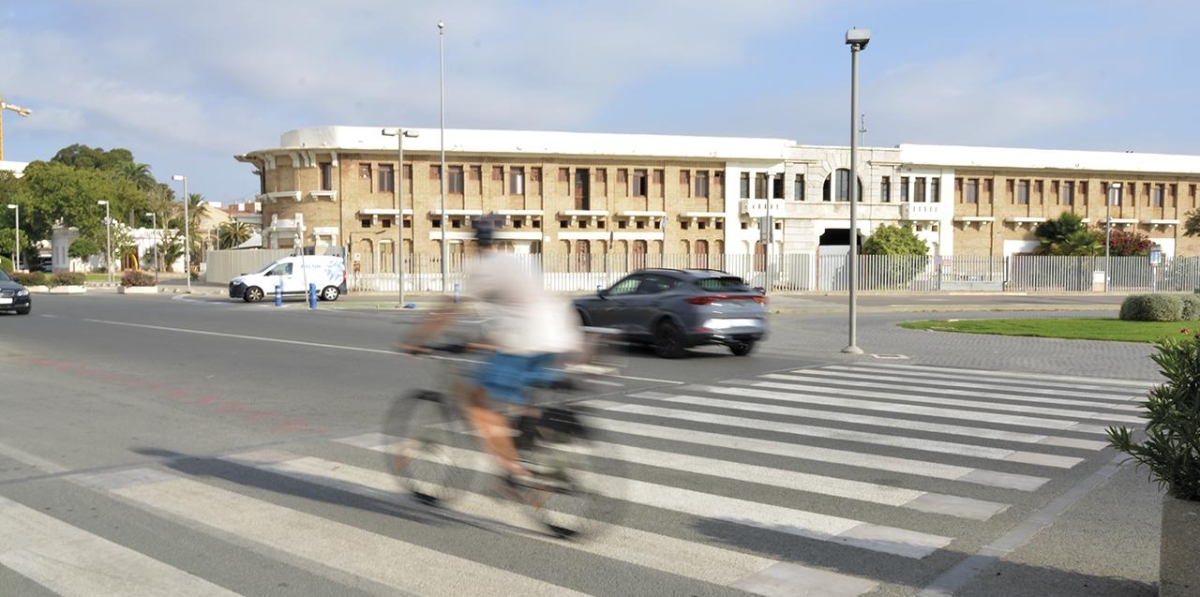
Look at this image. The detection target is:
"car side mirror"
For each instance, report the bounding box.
[597,286,607,299]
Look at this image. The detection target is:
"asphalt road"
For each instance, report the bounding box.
[0,293,1163,597]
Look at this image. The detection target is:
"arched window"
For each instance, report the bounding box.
[575,240,591,272]
[632,240,647,270]
[694,239,709,269]
[823,169,864,202]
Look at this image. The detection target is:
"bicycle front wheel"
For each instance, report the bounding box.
[383,390,464,506]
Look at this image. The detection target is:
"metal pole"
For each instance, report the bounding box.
[765,174,772,294]
[105,202,112,285]
[148,212,159,285]
[397,133,405,306]
[184,177,191,292]
[10,204,18,272]
[1105,183,1118,293]
[844,39,864,355]
[438,21,448,293]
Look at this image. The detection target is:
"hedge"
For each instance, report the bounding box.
[1120,294,1186,322]
[121,269,157,287]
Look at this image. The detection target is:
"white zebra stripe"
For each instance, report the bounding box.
[817,365,1144,401]
[855,363,1155,390]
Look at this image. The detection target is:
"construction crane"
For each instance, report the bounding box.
[1,95,34,161]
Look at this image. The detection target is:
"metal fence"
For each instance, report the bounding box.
[222,249,1186,294]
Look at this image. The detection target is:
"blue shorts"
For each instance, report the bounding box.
[472,352,561,404]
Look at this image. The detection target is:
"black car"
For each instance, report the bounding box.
[0,270,32,315]
[574,269,768,358]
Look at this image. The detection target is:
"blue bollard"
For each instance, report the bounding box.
[275,284,283,307]
[453,282,461,304]
[308,283,317,309]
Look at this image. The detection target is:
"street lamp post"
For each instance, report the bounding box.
[382,128,420,307]
[438,20,449,294]
[171,175,192,293]
[1106,182,1121,293]
[0,96,33,162]
[145,211,159,285]
[5,204,17,271]
[843,28,870,355]
[97,200,112,285]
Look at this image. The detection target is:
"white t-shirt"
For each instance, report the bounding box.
[461,251,583,355]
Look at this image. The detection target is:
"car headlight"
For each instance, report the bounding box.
[16,289,29,297]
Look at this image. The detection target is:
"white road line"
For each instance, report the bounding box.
[231,450,878,597]
[772,371,1142,413]
[84,319,393,354]
[88,470,597,597]
[0,441,68,474]
[579,412,1050,491]
[0,496,245,597]
[621,394,1083,468]
[369,442,951,559]
[559,441,1007,520]
[742,378,1142,426]
[818,365,1144,401]
[858,363,1156,390]
[647,386,1106,450]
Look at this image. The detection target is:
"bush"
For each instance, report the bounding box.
[52,271,86,286]
[1120,294,1184,322]
[1181,295,1200,321]
[11,271,46,286]
[121,269,157,287]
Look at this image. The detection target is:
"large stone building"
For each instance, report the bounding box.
[234,127,1200,274]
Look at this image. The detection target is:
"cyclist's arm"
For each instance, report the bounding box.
[399,296,465,353]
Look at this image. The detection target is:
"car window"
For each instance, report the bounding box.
[638,275,680,294]
[268,263,293,276]
[695,276,749,292]
[606,276,642,296]
[0,270,10,282]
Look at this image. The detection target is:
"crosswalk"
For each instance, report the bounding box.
[0,362,1153,597]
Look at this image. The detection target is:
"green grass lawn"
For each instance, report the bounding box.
[899,318,1194,343]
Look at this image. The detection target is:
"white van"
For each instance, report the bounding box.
[228,255,348,302]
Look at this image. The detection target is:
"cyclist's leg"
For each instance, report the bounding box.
[465,353,533,478]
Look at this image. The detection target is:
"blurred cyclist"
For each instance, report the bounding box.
[400,216,584,488]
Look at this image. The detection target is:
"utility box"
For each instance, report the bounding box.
[1092,271,1106,291]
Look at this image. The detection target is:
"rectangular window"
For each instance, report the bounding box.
[773,174,784,200]
[429,165,441,180]
[361,218,371,228]
[680,170,690,197]
[617,168,628,185]
[881,176,891,202]
[633,169,647,196]
[794,174,805,201]
[492,166,504,181]
[382,218,392,228]
[913,177,926,203]
[1152,183,1165,207]
[695,171,709,198]
[448,166,464,194]
[900,177,909,202]
[378,164,395,192]
[1062,181,1074,206]
[596,169,607,183]
[837,170,851,202]
[965,179,978,203]
[1017,180,1030,204]
[358,163,372,180]
[509,167,525,195]
[469,165,481,181]
[930,178,940,203]
[739,173,750,199]
[1106,182,1123,206]
[652,169,663,184]
[319,163,333,191]
[559,168,569,183]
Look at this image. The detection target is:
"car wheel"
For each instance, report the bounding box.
[654,321,686,359]
[576,309,591,326]
[320,286,340,301]
[15,306,30,315]
[729,341,755,357]
[244,286,265,302]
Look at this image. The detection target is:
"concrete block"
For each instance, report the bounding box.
[1160,494,1200,597]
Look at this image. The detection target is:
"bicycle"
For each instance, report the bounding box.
[383,331,626,539]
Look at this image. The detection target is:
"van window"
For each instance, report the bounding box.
[268,263,293,276]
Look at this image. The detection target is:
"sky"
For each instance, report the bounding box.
[2,0,1198,205]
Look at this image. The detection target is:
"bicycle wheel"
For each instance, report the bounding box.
[518,406,625,539]
[383,390,464,506]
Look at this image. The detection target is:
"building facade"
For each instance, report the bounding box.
[235,127,1200,274]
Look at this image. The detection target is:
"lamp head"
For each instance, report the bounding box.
[438,21,445,30]
[172,175,185,182]
[6,204,16,209]
[404,130,420,138]
[97,200,108,206]
[845,28,870,49]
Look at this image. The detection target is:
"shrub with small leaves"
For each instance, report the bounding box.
[10,272,46,286]
[1108,332,1200,501]
[121,269,157,287]
[52,271,86,286]
[1120,294,1184,322]
[1181,295,1200,321]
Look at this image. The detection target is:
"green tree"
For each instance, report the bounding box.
[217,221,253,249]
[14,161,136,244]
[51,144,135,171]
[68,238,101,260]
[862,223,929,255]
[1034,213,1102,256]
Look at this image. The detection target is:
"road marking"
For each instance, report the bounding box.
[84,319,394,354]
[0,441,68,474]
[818,365,1144,401]
[622,393,1083,468]
[861,362,1156,390]
[580,413,1049,490]
[555,441,1007,520]
[774,371,1142,412]
[230,450,875,597]
[0,495,245,597]
[88,470,597,597]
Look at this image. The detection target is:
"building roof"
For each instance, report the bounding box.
[0,160,28,177]
[900,144,1200,175]
[253,126,793,161]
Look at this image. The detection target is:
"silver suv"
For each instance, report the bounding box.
[573,269,768,358]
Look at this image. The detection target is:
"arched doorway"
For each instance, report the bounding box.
[823,169,864,202]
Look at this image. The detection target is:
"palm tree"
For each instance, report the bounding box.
[217,221,254,249]
[119,162,156,192]
[1034,213,1102,256]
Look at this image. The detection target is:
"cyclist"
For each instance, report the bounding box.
[399,216,584,490]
